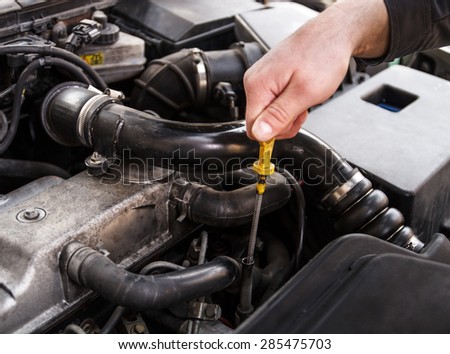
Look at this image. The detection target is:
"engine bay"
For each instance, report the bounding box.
[1,0,450,334]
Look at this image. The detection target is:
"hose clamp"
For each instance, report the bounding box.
[403,235,425,253]
[321,171,365,210]
[63,242,97,285]
[77,94,117,147]
[192,48,208,105]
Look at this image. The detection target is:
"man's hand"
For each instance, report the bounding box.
[244,0,389,141]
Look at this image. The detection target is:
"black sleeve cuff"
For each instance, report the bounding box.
[355,0,432,68]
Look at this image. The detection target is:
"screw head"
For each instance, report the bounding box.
[24,208,39,220]
[89,151,104,165]
[17,207,46,223]
[205,305,217,318]
[132,324,146,334]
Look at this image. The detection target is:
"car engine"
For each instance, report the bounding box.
[1,0,450,334]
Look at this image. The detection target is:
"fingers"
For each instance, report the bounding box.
[243,0,358,142]
[243,63,286,141]
[276,111,308,139]
[248,79,309,141]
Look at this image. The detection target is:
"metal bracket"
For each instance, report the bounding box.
[187,301,222,321]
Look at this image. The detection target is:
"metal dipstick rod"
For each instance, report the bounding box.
[236,138,275,324]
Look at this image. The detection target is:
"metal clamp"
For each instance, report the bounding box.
[192,48,208,105]
[76,94,118,147]
[403,235,425,253]
[187,301,222,321]
[321,171,365,210]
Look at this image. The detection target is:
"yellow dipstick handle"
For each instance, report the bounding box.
[253,138,275,195]
[240,139,276,317]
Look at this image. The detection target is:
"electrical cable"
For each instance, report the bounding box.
[0,57,92,154]
[0,45,106,90]
[275,166,306,270]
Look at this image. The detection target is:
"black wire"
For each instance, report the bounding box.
[0,84,15,99]
[0,112,7,142]
[0,59,42,155]
[100,306,126,334]
[0,45,107,90]
[275,166,306,271]
[50,57,92,84]
[0,57,92,155]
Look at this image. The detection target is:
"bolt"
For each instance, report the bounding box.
[132,324,146,334]
[16,207,46,223]
[24,208,39,220]
[89,151,104,165]
[205,305,217,319]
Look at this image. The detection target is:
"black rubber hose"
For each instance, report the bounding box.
[65,243,240,311]
[0,45,107,90]
[173,172,291,227]
[259,235,292,302]
[131,43,263,118]
[43,87,352,192]
[49,57,92,84]
[332,178,420,249]
[259,259,295,306]
[0,57,92,154]
[101,261,186,334]
[0,158,70,180]
[42,86,424,251]
[132,53,197,117]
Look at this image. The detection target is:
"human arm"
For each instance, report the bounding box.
[244,0,450,141]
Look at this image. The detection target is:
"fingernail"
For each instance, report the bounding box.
[252,120,273,141]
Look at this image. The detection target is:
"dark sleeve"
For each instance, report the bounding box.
[356,0,450,66]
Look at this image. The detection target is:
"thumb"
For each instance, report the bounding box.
[251,84,308,141]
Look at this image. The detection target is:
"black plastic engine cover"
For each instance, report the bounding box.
[111,0,263,57]
[304,66,450,242]
[237,234,450,333]
[235,2,317,52]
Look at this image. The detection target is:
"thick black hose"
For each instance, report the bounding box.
[101,261,186,334]
[0,158,70,180]
[132,54,197,117]
[65,243,239,311]
[174,172,291,227]
[131,43,263,118]
[0,57,92,154]
[43,86,424,251]
[259,258,295,306]
[258,235,292,303]
[0,45,107,90]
